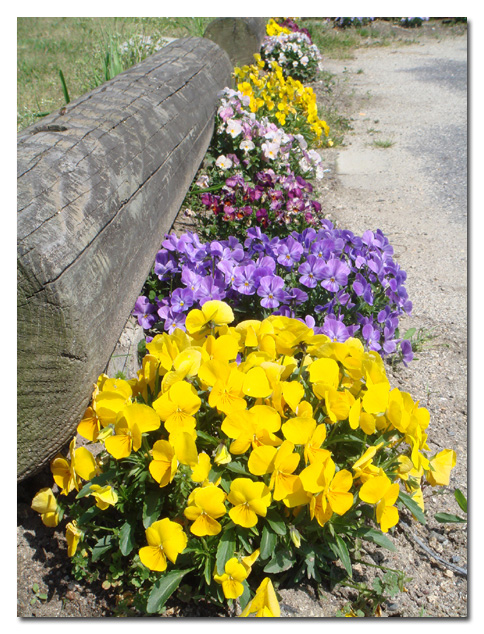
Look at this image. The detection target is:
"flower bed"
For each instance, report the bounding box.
[32,302,456,615]
[31,17,457,617]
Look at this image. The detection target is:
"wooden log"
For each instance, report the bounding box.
[17,37,232,481]
[204,17,267,67]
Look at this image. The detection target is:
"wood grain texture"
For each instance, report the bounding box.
[204,17,267,67]
[17,37,232,480]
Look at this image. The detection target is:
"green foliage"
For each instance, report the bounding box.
[30,583,48,606]
[435,488,467,524]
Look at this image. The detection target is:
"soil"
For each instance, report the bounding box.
[17,21,468,619]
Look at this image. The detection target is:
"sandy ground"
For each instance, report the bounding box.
[17,27,468,619]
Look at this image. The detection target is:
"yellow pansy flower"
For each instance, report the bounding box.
[149,439,178,487]
[185,300,234,335]
[89,484,118,510]
[248,440,300,501]
[152,380,201,435]
[352,444,384,483]
[207,363,247,415]
[104,403,160,460]
[227,478,271,527]
[139,518,187,572]
[184,485,227,536]
[31,488,61,527]
[426,449,457,486]
[50,437,98,495]
[191,452,212,483]
[239,577,280,617]
[66,521,83,557]
[359,474,400,533]
[213,557,248,599]
[222,405,282,454]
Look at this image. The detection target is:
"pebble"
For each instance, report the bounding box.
[444,570,454,578]
[451,555,461,563]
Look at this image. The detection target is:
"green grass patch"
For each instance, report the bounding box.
[372,139,395,148]
[17,17,214,131]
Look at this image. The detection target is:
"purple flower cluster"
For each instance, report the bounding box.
[134,223,413,361]
[199,168,321,236]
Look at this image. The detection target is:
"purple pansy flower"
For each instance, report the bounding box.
[322,316,350,342]
[298,254,325,288]
[170,288,194,313]
[133,296,158,329]
[320,258,351,293]
[257,275,286,309]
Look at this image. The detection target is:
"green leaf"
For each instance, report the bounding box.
[454,489,467,514]
[216,528,236,575]
[434,512,466,524]
[58,69,70,104]
[143,489,163,528]
[356,527,397,552]
[226,461,250,476]
[239,580,251,611]
[119,520,136,556]
[260,525,278,560]
[91,535,114,562]
[32,583,39,593]
[77,505,101,526]
[76,470,117,499]
[204,555,212,586]
[402,328,416,340]
[146,569,192,614]
[196,430,219,446]
[266,510,287,536]
[398,490,426,524]
[331,534,352,578]
[263,550,296,574]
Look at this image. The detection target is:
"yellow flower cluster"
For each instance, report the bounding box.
[31,300,456,614]
[266,18,291,37]
[234,59,330,143]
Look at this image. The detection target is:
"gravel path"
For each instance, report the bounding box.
[17,31,468,619]
[278,32,468,617]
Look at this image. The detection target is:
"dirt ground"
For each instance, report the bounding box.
[17,21,468,619]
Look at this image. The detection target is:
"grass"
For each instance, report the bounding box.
[17,17,214,131]
[372,139,395,148]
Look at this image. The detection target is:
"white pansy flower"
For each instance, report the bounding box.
[215,155,233,170]
[226,119,243,138]
[261,142,280,160]
[240,139,255,153]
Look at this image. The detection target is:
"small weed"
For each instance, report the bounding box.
[30,583,48,606]
[373,139,395,148]
[403,326,436,353]
[337,567,411,617]
[366,127,380,135]
[356,68,364,74]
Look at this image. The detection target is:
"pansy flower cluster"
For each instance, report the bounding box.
[260,31,321,82]
[32,303,456,615]
[271,17,314,43]
[135,222,413,363]
[234,58,329,144]
[334,17,375,28]
[211,87,326,183]
[197,169,322,239]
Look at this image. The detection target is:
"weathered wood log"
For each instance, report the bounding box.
[17,37,232,481]
[204,17,267,67]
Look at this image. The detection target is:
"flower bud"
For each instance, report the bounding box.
[289,526,301,548]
